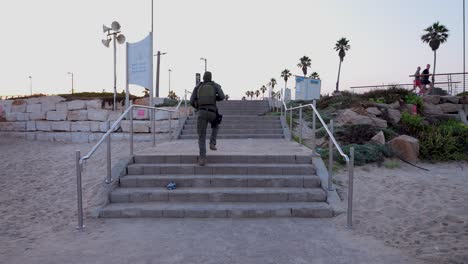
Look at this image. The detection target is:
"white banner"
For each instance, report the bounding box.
[127,33,153,88]
[295,76,321,100]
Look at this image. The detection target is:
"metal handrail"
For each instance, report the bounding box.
[281,95,355,229]
[75,91,193,230]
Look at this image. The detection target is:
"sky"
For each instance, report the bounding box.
[0,0,465,99]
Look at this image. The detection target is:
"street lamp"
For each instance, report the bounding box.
[168,69,172,94]
[67,72,74,94]
[200,57,207,72]
[154,51,167,98]
[101,21,126,111]
[28,76,32,96]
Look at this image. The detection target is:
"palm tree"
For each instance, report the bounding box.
[268,78,277,99]
[297,56,311,77]
[334,37,351,93]
[309,72,320,80]
[281,69,292,98]
[260,85,267,99]
[255,90,260,99]
[421,22,449,93]
[245,91,250,99]
[250,91,255,100]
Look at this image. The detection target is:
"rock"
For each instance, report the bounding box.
[41,101,56,112]
[366,107,382,116]
[26,97,41,104]
[423,103,443,115]
[86,99,102,110]
[36,121,52,131]
[0,122,26,131]
[336,109,387,128]
[46,111,67,121]
[155,110,171,121]
[71,121,91,132]
[67,110,88,121]
[440,96,459,104]
[370,131,385,145]
[26,104,41,113]
[29,112,46,120]
[389,135,419,162]
[67,100,87,110]
[439,103,462,113]
[26,121,36,131]
[56,102,68,112]
[88,109,109,121]
[6,112,29,121]
[387,109,402,124]
[51,121,71,132]
[37,96,65,105]
[389,101,400,109]
[108,110,123,121]
[423,95,440,104]
[90,121,109,132]
[11,101,27,113]
[120,120,150,133]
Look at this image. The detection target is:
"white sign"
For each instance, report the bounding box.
[295,76,321,100]
[127,33,152,88]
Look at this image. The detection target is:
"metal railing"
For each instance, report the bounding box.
[281,95,355,229]
[75,91,192,230]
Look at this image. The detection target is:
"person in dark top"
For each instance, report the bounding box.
[190,71,225,166]
[421,64,431,89]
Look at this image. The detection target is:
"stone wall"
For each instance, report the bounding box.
[0,96,191,143]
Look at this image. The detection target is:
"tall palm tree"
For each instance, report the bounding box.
[260,85,267,99]
[255,90,260,99]
[297,56,311,77]
[250,91,255,100]
[421,22,449,93]
[334,37,350,93]
[309,72,320,80]
[245,91,250,99]
[281,69,292,98]
[268,78,277,99]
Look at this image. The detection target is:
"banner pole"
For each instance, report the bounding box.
[125,42,130,110]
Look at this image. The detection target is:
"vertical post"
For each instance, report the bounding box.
[464,0,466,94]
[312,100,317,154]
[113,36,117,111]
[71,73,74,94]
[130,105,134,155]
[125,43,130,109]
[149,32,154,109]
[106,121,112,184]
[347,147,355,229]
[156,51,161,98]
[152,108,156,147]
[328,119,334,191]
[75,151,84,231]
[289,109,293,133]
[184,90,188,115]
[168,69,171,94]
[299,104,303,144]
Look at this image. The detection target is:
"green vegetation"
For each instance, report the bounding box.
[318,143,392,166]
[419,120,468,161]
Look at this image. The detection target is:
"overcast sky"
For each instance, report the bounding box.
[0,0,464,99]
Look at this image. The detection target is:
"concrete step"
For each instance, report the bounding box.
[183,124,283,129]
[100,202,333,218]
[134,155,313,164]
[120,175,321,188]
[181,129,284,135]
[127,163,316,175]
[110,187,327,203]
[179,134,285,139]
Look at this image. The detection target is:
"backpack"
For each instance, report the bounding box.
[197,82,216,106]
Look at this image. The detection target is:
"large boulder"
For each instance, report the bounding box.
[423,102,443,115]
[67,100,87,111]
[366,107,382,116]
[336,109,387,128]
[387,109,402,124]
[440,96,459,104]
[423,95,441,104]
[388,135,419,162]
[370,131,385,145]
[439,103,462,113]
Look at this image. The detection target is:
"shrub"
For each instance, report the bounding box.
[361,87,412,104]
[335,124,380,144]
[419,120,468,161]
[404,94,424,110]
[399,112,426,136]
[318,143,392,166]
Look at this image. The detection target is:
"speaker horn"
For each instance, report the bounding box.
[111,21,121,31]
[116,34,126,44]
[102,24,111,33]
[101,39,111,48]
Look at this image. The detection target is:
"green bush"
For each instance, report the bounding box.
[335,124,380,144]
[361,87,412,104]
[419,120,468,161]
[404,94,424,110]
[318,143,392,166]
[399,112,425,136]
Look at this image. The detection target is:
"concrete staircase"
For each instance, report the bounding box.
[100,154,333,218]
[178,100,285,139]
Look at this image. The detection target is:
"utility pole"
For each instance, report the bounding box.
[28,76,32,96]
[154,51,167,98]
[200,57,207,72]
[464,0,466,93]
[67,72,74,94]
[168,69,172,94]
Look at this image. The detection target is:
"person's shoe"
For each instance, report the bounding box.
[209,144,217,151]
[198,156,207,166]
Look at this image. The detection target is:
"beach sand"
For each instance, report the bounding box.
[0,137,466,263]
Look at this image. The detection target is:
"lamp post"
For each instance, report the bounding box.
[168,69,172,94]
[101,21,126,111]
[200,57,207,72]
[154,51,167,98]
[67,72,74,94]
[28,76,32,96]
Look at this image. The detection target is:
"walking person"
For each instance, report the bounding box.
[190,71,225,166]
[421,64,431,94]
[412,66,424,95]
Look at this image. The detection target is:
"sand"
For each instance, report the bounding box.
[0,137,466,263]
[334,160,468,264]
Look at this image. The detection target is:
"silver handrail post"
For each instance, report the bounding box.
[152,108,156,147]
[347,147,355,229]
[312,100,316,154]
[328,119,334,191]
[130,106,134,156]
[289,109,293,136]
[105,121,112,184]
[299,104,303,144]
[75,150,85,231]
